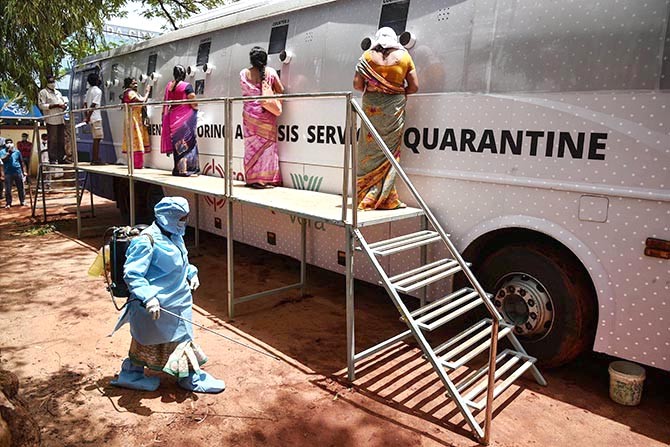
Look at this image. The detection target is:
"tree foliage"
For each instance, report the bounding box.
[0,0,228,104]
[142,0,225,32]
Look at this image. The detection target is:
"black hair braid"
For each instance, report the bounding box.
[172,65,186,91]
[249,46,268,84]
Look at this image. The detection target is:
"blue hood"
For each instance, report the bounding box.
[154,197,189,235]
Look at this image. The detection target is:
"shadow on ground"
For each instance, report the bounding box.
[6,196,668,445]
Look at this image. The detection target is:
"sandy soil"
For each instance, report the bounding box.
[0,193,668,447]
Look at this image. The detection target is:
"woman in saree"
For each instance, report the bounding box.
[240,46,285,188]
[353,27,419,210]
[121,77,152,169]
[161,65,200,176]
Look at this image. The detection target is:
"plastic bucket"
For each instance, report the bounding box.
[608,361,645,406]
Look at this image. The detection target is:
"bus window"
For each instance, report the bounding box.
[147,54,157,98]
[195,79,205,95]
[111,64,120,85]
[378,0,410,35]
[196,39,211,66]
[268,20,289,54]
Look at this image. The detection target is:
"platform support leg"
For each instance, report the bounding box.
[89,174,95,217]
[226,199,234,320]
[41,165,47,223]
[129,177,136,226]
[346,225,356,382]
[300,219,307,296]
[194,193,200,250]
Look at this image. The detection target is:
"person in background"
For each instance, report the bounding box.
[38,75,68,164]
[16,133,32,174]
[39,133,51,191]
[84,73,105,165]
[160,66,200,176]
[121,77,152,169]
[353,27,419,210]
[240,46,285,189]
[111,197,224,393]
[0,136,5,200]
[0,139,26,208]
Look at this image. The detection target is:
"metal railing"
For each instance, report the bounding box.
[66,92,361,225]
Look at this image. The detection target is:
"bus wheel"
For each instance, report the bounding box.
[476,242,597,367]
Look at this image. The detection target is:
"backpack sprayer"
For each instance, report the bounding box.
[98,226,280,360]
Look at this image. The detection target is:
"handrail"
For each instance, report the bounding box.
[349,99,502,318]
[350,98,500,443]
[69,91,354,217]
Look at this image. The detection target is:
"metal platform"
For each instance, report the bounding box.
[78,163,422,227]
[77,163,134,179]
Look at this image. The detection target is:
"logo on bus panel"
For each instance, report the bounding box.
[202,159,226,210]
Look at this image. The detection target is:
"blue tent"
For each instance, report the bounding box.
[0,99,43,119]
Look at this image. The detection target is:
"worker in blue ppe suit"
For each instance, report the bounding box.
[111,196,225,393]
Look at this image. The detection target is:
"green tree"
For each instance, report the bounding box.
[0,0,227,104]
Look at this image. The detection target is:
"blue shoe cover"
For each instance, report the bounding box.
[110,358,160,391]
[178,371,225,394]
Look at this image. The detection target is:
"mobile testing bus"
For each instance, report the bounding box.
[72,0,670,371]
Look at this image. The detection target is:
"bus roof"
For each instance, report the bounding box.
[77,0,335,67]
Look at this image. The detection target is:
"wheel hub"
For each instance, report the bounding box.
[493,273,555,341]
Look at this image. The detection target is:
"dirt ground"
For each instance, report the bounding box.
[1,192,669,447]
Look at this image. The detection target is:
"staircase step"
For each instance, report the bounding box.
[367,230,443,256]
[454,349,536,411]
[434,319,513,370]
[411,288,488,331]
[389,258,466,293]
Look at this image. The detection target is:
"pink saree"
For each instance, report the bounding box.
[161,81,200,176]
[240,69,282,186]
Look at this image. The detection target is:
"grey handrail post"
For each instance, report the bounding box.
[223,99,230,195]
[124,103,136,226]
[224,98,235,319]
[72,117,81,238]
[342,94,352,223]
[350,102,358,228]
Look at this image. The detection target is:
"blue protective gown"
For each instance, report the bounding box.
[113,198,198,345]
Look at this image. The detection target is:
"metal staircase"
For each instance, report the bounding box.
[31,160,94,223]
[349,100,546,444]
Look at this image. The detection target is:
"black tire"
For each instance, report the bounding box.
[475,242,597,368]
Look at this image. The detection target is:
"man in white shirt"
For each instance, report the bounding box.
[84,73,105,165]
[38,75,68,164]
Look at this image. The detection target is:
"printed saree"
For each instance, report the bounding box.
[355,57,407,210]
[122,89,151,154]
[161,81,200,176]
[240,69,282,186]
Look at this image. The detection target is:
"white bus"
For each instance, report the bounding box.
[72,0,670,370]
